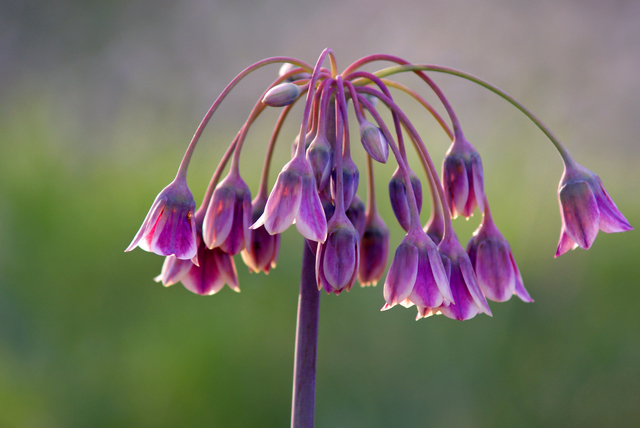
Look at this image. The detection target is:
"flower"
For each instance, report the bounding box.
[252,156,328,243]
[203,172,252,255]
[306,132,333,191]
[382,228,452,318]
[358,210,389,286]
[555,162,632,257]
[441,136,484,219]
[345,194,366,239]
[466,208,533,303]
[125,177,197,260]
[437,234,492,321]
[241,195,281,274]
[316,214,359,295]
[331,152,359,209]
[388,167,423,232]
[359,121,389,163]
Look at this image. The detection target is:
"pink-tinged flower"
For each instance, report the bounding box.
[466,210,533,303]
[358,211,389,286]
[126,177,197,260]
[203,172,252,255]
[359,121,389,163]
[241,195,281,274]
[306,132,333,191]
[555,162,632,257]
[441,136,484,219]
[388,167,423,232]
[437,235,492,321]
[382,229,452,318]
[316,214,359,295]
[252,156,328,243]
[155,210,239,295]
[346,195,366,239]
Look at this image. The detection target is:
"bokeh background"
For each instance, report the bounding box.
[1,0,639,426]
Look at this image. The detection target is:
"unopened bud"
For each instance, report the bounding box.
[359,121,389,163]
[279,63,311,82]
[263,83,301,107]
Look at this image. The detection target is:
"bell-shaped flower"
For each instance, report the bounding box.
[441,136,484,219]
[346,194,366,239]
[466,208,533,302]
[555,162,632,257]
[437,234,492,321]
[316,213,359,295]
[388,167,423,232]
[252,156,327,243]
[331,152,359,209]
[382,228,452,318]
[126,177,197,260]
[241,195,281,274]
[203,172,252,255]
[359,121,389,163]
[262,82,301,107]
[155,209,239,295]
[306,132,333,191]
[358,210,389,286]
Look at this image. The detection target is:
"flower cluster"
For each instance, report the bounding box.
[126,49,632,320]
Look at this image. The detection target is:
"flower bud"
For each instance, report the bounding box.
[263,82,301,107]
[358,212,389,286]
[331,153,359,208]
[279,63,311,82]
[316,214,359,295]
[306,133,333,191]
[359,121,389,163]
[388,167,422,232]
[346,194,366,238]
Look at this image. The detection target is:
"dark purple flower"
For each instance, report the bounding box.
[316,214,359,295]
[388,167,423,232]
[358,211,389,287]
[555,162,632,257]
[126,177,197,260]
[241,195,281,274]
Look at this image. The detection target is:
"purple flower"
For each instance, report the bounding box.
[331,152,359,209]
[437,235,492,321]
[203,172,252,255]
[388,167,423,232]
[252,156,327,243]
[358,211,389,287]
[316,214,359,295]
[359,121,389,163]
[126,177,197,260]
[441,136,484,219]
[241,195,281,274]
[346,195,366,239]
[467,210,533,303]
[555,162,632,257]
[306,132,333,191]
[382,229,452,318]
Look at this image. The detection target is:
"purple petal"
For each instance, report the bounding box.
[295,175,328,242]
[594,180,633,233]
[154,255,192,286]
[126,195,168,252]
[559,180,600,249]
[203,186,236,249]
[426,240,453,304]
[442,155,468,219]
[459,255,492,316]
[383,242,418,306]
[511,251,533,302]
[439,264,480,321]
[475,239,516,302]
[261,168,303,235]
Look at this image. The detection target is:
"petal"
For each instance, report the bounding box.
[439,264,480,321]
[511,251,533,303]
[295,175,328,242]
[459,255,492,316]
[214,248,239,292]
[426,240,453,304]
[154,255,192,286]
[555,226,578,258]
[559,180,600,249]
[203,186,236,249]
[594,180,633,233]
[409,247,444,309]
[475,239,516,302]
[442,155,468,219]
[262,168,303,235]
[126,194,168,252]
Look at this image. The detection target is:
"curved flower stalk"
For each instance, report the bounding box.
[555,160,632,257]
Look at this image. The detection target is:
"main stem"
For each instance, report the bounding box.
[291,241,320,428]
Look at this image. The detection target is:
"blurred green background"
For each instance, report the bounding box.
[1,0,639,426]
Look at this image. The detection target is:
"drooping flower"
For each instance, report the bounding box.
[346,194,366,239]
[382,228,452,318]
[358,210,389,287]
[306,132,333,191]
[241,195,281,274]
[555,162,632,257]
[203,171,252,255]
[388,167,423,232]
[126,177,197,260]
[437,234,492,321]
[331,151,359,209]
[466,205,533,303]
[252,156,327,243]
[359,121,389,163]
[441,135,484,219]
[316,214,360,295]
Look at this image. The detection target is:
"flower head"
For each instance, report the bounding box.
[467,208,532,303]
[437,234,492,321]
[203,172,252,255]
[555,162,632,257]
[441,136,484,219]
[252,156,327,243]
[126,177,197,260]
[241,195,281,274]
